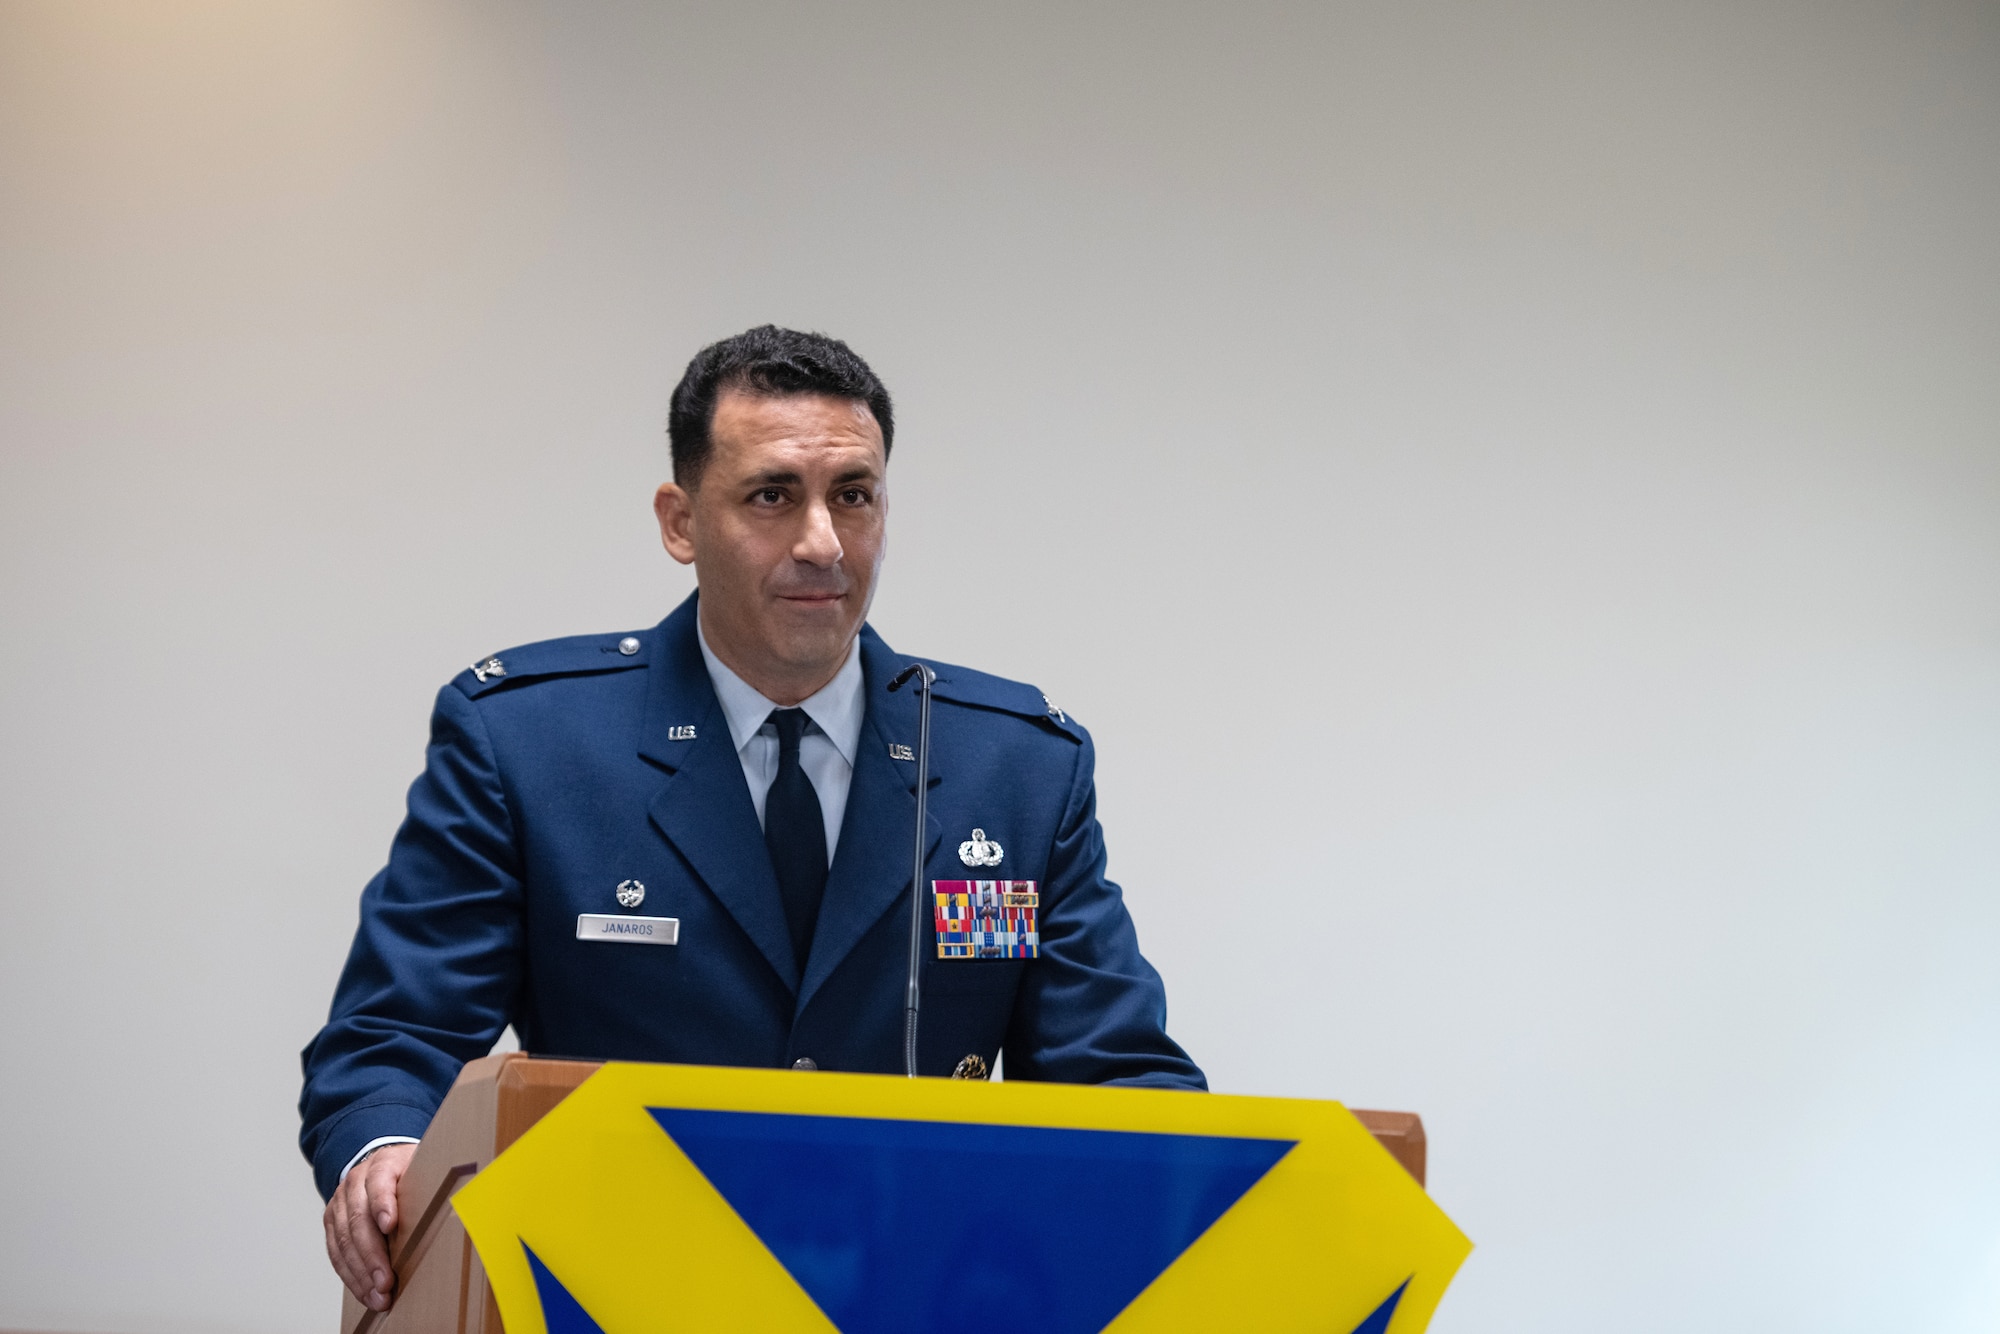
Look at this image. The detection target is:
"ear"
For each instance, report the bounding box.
[654,482,697,565]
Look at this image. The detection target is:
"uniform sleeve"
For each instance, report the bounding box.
[1003,727,1207,1090]
[297,684,524,1199]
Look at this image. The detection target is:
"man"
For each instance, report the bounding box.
[300,325,1203,1311]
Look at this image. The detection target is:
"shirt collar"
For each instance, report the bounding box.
[696,621,865,767]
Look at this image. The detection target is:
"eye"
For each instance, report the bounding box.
[751,487,787,505]
[837,487,872,506]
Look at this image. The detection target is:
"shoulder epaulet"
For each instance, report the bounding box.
[452,630,651,699]
[927,660,1085,741]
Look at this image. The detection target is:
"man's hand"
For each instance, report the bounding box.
[323,1142,419,1311]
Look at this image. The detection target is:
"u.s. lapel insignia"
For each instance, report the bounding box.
[888,743,915,762]
[958,828,1003,867]
[934,880,1039,958]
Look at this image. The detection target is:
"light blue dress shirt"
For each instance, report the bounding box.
[696,624,864,862]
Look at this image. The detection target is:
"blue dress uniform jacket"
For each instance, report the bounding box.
[299,593,1203,1199]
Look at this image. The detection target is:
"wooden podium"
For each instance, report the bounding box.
[340,1054,1430,1334]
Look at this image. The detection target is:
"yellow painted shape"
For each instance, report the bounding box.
[450,1062,1471,1333]
[1109,1099,1465,1332]
[450,1070,832,1331]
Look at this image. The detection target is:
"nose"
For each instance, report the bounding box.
[793,498,844,569]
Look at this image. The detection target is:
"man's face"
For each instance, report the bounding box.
[654,389,888,702]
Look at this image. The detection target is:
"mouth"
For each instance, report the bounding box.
[778,591,846,609]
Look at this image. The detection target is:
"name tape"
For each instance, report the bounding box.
[576,913,680,945]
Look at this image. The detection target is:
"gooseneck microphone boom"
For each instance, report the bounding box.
[886,661,936,1077]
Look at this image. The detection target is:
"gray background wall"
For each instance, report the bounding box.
[3,3,1997,1330]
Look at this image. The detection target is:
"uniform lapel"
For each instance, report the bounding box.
[797,629,942,1014]
[639,593,800,992]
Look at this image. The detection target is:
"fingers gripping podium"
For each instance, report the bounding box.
[344,1056,1456,1334]
[341,1055,593,1334]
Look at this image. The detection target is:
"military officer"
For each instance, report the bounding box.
[301,325,1204,1311]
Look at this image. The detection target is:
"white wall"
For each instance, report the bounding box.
[2,3,1996,1330]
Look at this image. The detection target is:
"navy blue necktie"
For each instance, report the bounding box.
[764,708,827,967]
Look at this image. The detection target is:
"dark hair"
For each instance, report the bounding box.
[667,325,894,487]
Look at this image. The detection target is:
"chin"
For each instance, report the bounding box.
[773,596,851,627]
[769,610,858,662]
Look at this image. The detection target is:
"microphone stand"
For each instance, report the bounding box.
[888,662,935,1077]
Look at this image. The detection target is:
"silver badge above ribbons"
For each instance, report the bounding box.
[958,828,1004,867]
[616,879,645,908]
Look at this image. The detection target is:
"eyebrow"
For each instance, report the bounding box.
[742,466,880,487]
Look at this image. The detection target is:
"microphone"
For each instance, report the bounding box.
[887,662,936,1077]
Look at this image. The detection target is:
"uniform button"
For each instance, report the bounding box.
[791,1056,818,1071]
[618,636,641,656]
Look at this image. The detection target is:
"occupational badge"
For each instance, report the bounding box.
[615,879,646,908]
[934,880,1038,959]
[957,827,1003,867]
